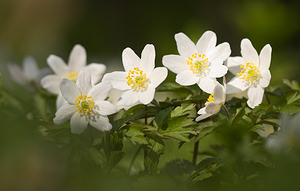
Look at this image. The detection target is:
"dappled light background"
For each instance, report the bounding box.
[1,0,300,190]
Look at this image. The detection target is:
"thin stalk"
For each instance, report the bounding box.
[193,90,202,165]
[265,91,270,105]
[222,105,230,119]
[144,104,148,172]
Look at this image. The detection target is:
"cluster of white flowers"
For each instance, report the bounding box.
[9,30,272,133]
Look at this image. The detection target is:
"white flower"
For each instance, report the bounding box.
[226,39,272,108]
[102,44,168,107]
[196,82,226,121]
[8,56,50,87]
[162,31,231,93]
[53,70,117,134]
[41,44,106,108]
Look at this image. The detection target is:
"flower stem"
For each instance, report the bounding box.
[145,105,148,124]
[193,90,202,165]
[265,91,270,104]
[222,105,230,119]
[144,104,148,173]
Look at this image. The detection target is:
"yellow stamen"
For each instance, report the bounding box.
[126,67,149,92]
[186,53,209,75]
[66,72,78,83]
[206,92,215,104]
[237,62,261,83]
[75,94,95,116]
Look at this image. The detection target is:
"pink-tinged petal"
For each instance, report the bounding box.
[149,67,168,88]
[162,55,189,74]
[259,44,272,70]
[141,44,155,74]
[213,83,226,103]
[196,31,217,54]
[197,107,206,114]
[209,64,228,78]
[196,113,212,122]
[175,32,197,58]
[198,77,217,93]
[226,77,249,94]
[8,63,26,85]
[139,85,155,105]
[41,75,61,94]
[47,55,68,76]
[23,56,39,80]
[226,56,245,75]
[88,82,112,102]
[241,38,259,65]
[76,69,92,95]
[260,70,271,88]
[59,79,80,104]
[247,86,264,109]
[53,103,77,124]
[175,70,199,86]
[117,90,139,106]
[95,101,117,115]
[89,116,112,131]
[102,72,129,90]
[68,44,87,72]
[207,42,231,64]
[56,93,67,109]
[85,63,106,85]
[205,102,221,114]
[122,47,140,72]
[70,112,88,134]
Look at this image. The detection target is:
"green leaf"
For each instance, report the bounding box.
[154,107,173,129]
[170,104,196,118]
[107,151,126,170]
[286,91,300,105]
[283,79,300,91]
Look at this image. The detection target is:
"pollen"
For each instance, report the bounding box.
[206,92,215,104]
[237,62,261,84]
[126,67,150,92]
[186,53,209,75]
[66,72,78,83]
[75,94,95,116]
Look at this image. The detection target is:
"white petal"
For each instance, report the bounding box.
[85,63,106,85]
[259,70,271,88]
[196,31,217,54]
[241,38,259,65]
[56,93,67,109]
[39,67,52,79]
[209,64,228,78]
[95,101,117,115]
[175,70,199,86]
[149,67,168,88]
[196,113,212,122]
[117,90,139,106]
[141,44,155,74]
[70,112,88,134]
[90,116,112,131]
[41,75,61,94]
[207,42,231,64]
[88,82,112,102]
[198,77,217,93]
[76,69,92,95]
[8,63,26,85]
[122,47,140,72]
[162,55,189,74]
[247,86,264,109]
[59,79,80,104]
[259,44,272,70]
[197,107,207,114]
[226,56,244,75]
[23,56,39,80]
[47,55,68,76]
[139,85,155,105]
[213,83,226,103]
[68,44,87,72]
[205,102,221,114]
[102,72,130,90]
[226,77,248,94]
[53,103,77,124]
[174,32,197,58]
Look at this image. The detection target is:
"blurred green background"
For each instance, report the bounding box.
[1,0,300,190]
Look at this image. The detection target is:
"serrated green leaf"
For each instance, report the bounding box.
[286,91,300,104]
[283,79,300,91]
[171,104,196,118]
[154,107,173,129]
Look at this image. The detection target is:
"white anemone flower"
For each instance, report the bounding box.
[162,31,231,93]
[226,39,272,109]
[8,56,50,87]
[102,44,168,107]
[196,82,226,121]
[41,44,106,108]
[53,70,117,134]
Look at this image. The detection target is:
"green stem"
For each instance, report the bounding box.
[265,91,270,105]
[193,90,203,165]
[222,105,230,119]
[128,145,142,175]
[144,104,148,173]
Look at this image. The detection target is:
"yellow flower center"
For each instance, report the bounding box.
[237,63,261,84]
[126,67,150,92]
[66,72,78,83]
[206,92,215,104]
[186,53,209,75]
[75,94,95,116]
